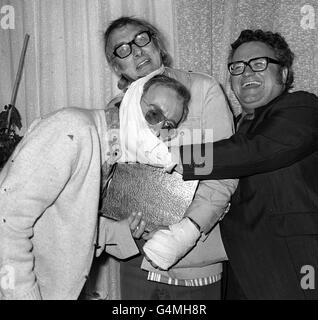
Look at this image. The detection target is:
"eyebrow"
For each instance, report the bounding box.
[142,98,163,112]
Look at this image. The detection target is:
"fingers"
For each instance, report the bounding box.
[174,164,183,174]
[129,212,146,239]
[142,232,151,241]
[132,220,146,239]
[142,228,156,241]
[106,94,124,109]
[129,212,142,229]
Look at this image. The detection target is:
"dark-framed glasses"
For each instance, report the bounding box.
[113,31,152,59]
[228,56,281,76]
[145,107,178,130]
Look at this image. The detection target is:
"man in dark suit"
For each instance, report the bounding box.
[177,29,318,299]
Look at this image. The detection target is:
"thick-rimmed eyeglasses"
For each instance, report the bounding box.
[113,31,152,59]
[228,57,281,76]
[145,107,178,130]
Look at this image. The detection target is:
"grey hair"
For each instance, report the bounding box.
[142,74,190,124]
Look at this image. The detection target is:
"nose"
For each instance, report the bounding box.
[242,64,255,76]
[132,44,142,57]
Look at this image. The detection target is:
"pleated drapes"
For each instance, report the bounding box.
[2,0,318,126]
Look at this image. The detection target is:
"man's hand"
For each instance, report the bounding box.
[142,218,201,270]
[106,94,124,110]
[143,226,169,270]
[142,225,169,241]
[174,164,183,175]
[127,212,146,239]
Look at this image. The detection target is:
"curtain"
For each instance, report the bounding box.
[2,0,318,126]
[0,0,176,133]
[1,0,318,300]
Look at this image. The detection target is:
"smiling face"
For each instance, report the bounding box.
[230,41,287,112]
[107,24,162,82]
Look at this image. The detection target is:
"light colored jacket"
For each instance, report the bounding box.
[141,68,238,279]
[0,108,138,300]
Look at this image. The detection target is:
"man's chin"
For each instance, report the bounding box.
[239,95,265,110]
[137,64,159,77]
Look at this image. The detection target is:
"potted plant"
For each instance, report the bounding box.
[0,104,23,170]
[0,34,29,171]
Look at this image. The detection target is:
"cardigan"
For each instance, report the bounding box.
[0,107,138,300]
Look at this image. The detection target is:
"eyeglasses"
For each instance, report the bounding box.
[228,57,281,76]
[144,107,178,130]
[113,31,152,59]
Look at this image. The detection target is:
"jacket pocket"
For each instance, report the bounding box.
[269,212,318,237]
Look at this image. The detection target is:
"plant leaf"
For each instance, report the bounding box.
[0,111,8,129]
[9,105,23,130]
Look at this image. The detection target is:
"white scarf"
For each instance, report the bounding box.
[118,66,175,169]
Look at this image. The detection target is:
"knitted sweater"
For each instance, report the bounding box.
[0,107,138,300]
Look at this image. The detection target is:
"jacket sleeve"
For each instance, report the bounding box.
[183,74,238,235]
[96,217,139,259]
[0,113,81,300]
[183,101,318,180]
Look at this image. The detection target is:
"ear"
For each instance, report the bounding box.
[281,67,288,85]
[112,62,121,77]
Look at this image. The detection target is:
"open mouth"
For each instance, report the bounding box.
[137,59,150,69]
[242,80,262,88]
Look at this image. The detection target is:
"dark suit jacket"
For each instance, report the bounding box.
[182,91,318,299]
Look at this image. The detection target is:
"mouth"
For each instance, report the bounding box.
[136,59,150,70]
[241,80,262,89]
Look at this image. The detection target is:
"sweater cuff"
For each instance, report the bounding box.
[99,217,139,259]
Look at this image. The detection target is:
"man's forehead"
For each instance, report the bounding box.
[144,84,179,101]
[109,24,145,45]
[144,85,183,119]
[232,41,276,61]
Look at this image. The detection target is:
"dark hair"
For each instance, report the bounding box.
[229,29,295,91]
[104,16,172,67]
[142,74,191,124]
